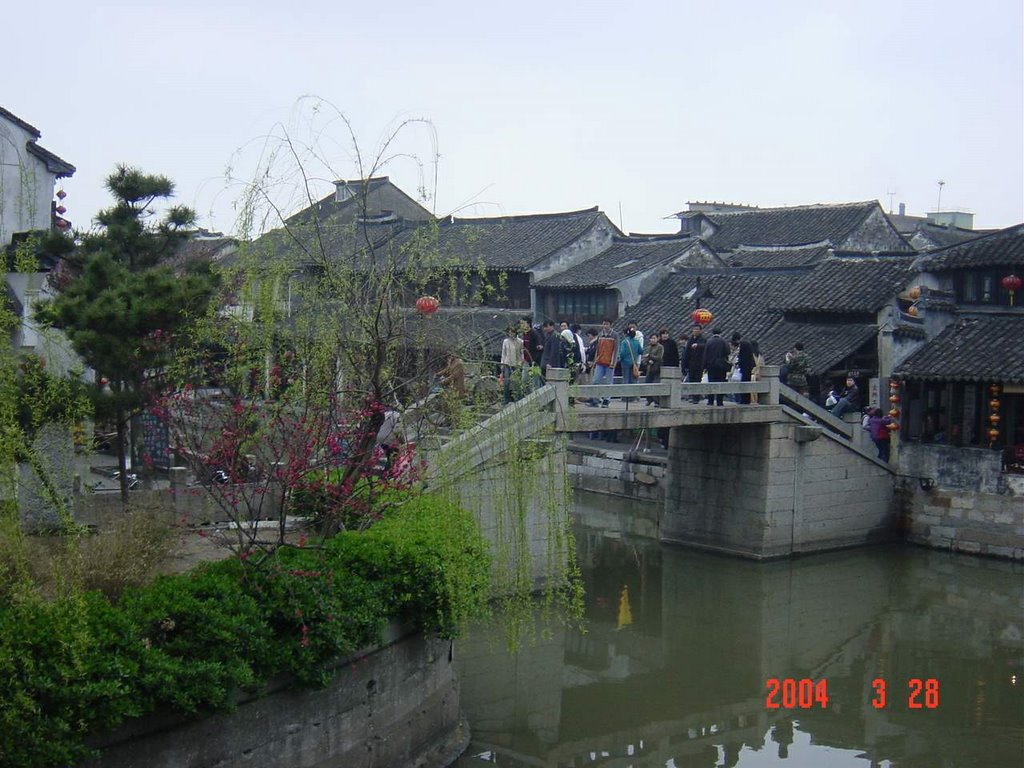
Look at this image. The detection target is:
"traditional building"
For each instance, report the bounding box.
[425,207,621,312]
[533,235,723,324]
[672,200,911,255]
[897,225,1024,451]
[0,106,75,248]
[1,106,77,372]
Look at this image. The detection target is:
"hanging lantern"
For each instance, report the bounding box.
[886,420,900,431]
[1001,274,1021,306]
[55,205,67,215]
[691,308,713,326]
[907,304,919,317]
[415,295,440,314]
[907,286,922,300]
[889,393,900,404]
[55,219,70,230]
[56,189,67,200]
[988,384,1001,446]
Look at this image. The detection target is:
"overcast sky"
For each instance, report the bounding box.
[8,0,1023,237]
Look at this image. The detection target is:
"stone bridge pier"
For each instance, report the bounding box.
[663,418,895,559]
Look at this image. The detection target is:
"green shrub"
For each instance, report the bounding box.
[0,592,143,767]
[0,493,490,767]
[120,563,270,713]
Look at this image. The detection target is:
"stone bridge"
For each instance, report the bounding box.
[427,365,895,559]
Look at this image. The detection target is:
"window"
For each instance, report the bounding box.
[956,269,1015,306]
[554,290,612,321]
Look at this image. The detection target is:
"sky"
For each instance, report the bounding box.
[7,0,1023,237]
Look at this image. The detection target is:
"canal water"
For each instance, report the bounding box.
[454,491,1024,768]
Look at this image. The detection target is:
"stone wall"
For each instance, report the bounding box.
[897,443,1024,560]
[18,423,75,532]
[448,435,573,590]
[85,627,467,768]
[567,440,665,505]
[663,421,894,558]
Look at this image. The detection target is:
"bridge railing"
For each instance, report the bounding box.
[548,365,782,411]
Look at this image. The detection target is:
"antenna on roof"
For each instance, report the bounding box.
[886,190,895,214]
[936,180,945,212]
[618,202,624,232]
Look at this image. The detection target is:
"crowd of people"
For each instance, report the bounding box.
[495,316,891,460]
[501,317,772,408]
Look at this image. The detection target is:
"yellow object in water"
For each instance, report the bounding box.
[617,584,633,629]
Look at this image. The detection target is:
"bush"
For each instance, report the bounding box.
[0,592,143,767]
[0,493,490,767]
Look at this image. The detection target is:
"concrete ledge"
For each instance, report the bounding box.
[84,626,467,768]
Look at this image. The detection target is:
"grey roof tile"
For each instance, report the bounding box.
[25,142,75,178]
[622,270,794,341]
[534,235,695,288]
[895,315,1024,383]
[756,320,878,375]
[772,255,918,313]
[725,244,831,269]
[915,224,1024,270]
[694,201,889,250]
[432,207,614,271]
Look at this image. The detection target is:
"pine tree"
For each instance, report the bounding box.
[37,166,217,502]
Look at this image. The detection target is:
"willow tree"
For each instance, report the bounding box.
[36,166,217,502]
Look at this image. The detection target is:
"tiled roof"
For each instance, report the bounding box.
[622,270,794,340]
[0,106,41,137]
[895,315,1024,383]
[432,207,616,271]
[245,217,407,270]
[534,235,695,288]
[165,233,237,269]
[284,177,392,226]
[1,107,75,178]
[772,255,918,313]
[725,244,831,269]
[914,224,1024,270]
[695,201,886,250]
[757,320,878,375]
[908,222,987,251]
[25,142,75,178]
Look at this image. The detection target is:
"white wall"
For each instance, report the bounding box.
[0,117,55,248]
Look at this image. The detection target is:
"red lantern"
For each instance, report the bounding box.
[1002,274,1021,306]
[55,205,67,215]
[907,286,921,300]
[907,305,919,317]
[691,308,713,326]
[56,189,67,200]
[415,295,440,314]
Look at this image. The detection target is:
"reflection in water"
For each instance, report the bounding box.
[454,491,1024,767]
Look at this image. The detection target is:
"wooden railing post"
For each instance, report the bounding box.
[661,365,682,408]
[760,365,780,405]
[546,367,570,428]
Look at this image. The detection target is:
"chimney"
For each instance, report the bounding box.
[898,202,906,216]
[334,181,354,203]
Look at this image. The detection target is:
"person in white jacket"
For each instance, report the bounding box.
[500,326,524,403]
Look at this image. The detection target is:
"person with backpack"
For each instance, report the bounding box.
[588,319,619,407]
[785,343,811,397]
